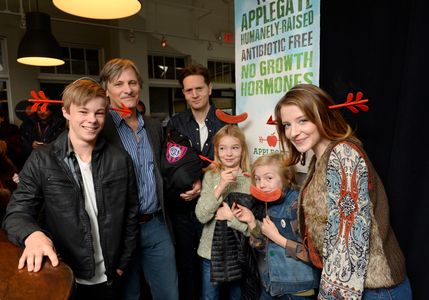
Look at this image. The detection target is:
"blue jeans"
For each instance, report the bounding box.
[259,288,314,300]
[362,277,412,300]
[201,258,241,300]
[170,209,203,300]
[121,214,178,300]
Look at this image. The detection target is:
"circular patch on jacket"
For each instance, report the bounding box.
[166,142,188,163]
[280,219,286,228]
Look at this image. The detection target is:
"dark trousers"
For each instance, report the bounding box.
[171,208,203,300]
[72,281,120,300]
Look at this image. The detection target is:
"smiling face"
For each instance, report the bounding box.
[217,135,242,170]
[280,104,330,158]
[106,67,141,110]
[254,163,283,193]
[182,75,211,112]
[62,97,106,146]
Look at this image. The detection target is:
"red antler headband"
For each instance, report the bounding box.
[265,91,369,125]
[328,91,369,113]
[28,90,132,117]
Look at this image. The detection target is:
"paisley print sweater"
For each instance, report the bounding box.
[298,139,406,299]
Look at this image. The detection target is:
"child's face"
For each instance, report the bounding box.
[217,135,242,169]
[62,97,106,145]
[254,164,283,192]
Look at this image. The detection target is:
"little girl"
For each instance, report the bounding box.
[233,153,320,300]
[195,124,251,300]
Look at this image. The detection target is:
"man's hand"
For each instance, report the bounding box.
[12,173,20,184]
[32,141,44,149]
[180,179,202,201]
[19,231,59,272]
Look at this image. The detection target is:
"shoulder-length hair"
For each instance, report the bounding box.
[213,125,250,173]
[274,84,354,165]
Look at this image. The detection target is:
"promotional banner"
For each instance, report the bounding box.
[235,0,320,169]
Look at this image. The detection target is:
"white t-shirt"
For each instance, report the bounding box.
[198,122,208,151]
[74,154,107,285]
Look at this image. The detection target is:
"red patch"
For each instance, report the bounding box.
[166,142,188,163]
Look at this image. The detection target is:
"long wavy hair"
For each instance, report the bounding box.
[213,125,250,173]
[274,84,354,165]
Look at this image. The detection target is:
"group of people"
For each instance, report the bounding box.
[1,58,411,300]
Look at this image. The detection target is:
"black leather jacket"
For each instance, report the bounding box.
[2,131,139,280]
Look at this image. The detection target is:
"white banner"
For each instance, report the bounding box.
[235,0,320,169]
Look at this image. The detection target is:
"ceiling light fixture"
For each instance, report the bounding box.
[17,12,65,67]
[52,0,141,19]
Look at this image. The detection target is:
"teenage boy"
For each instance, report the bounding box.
[2,79,139,300]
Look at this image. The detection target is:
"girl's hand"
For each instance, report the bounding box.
[215,202,234,221]
[214,168,240,198]
[232,203,256,229]
[261,216,281,242]
[219,169,239,188]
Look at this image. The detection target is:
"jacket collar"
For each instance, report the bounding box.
[53,130,106,159]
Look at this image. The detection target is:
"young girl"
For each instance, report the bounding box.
[233,153,320,300]
[195,124,251,300]
[274,84,411,299]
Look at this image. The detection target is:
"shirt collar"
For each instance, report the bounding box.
[185,105,215,122]
[110,110,145,129]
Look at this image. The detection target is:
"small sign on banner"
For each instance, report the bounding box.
[223,32,234,43]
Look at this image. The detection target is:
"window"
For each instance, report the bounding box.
[40,46,101,76]
[208,60,235,83]
[0,39,5,73]
[0,80,8,115]
[0,37,10,121]
[147,55,185,80]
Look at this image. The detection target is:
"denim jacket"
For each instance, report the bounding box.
[253,189,320,296]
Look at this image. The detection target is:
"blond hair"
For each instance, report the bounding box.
[213,125,250,173]
[251,153,298,190]
[62,79,108,113]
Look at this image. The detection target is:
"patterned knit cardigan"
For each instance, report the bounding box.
[298,138,406,300]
